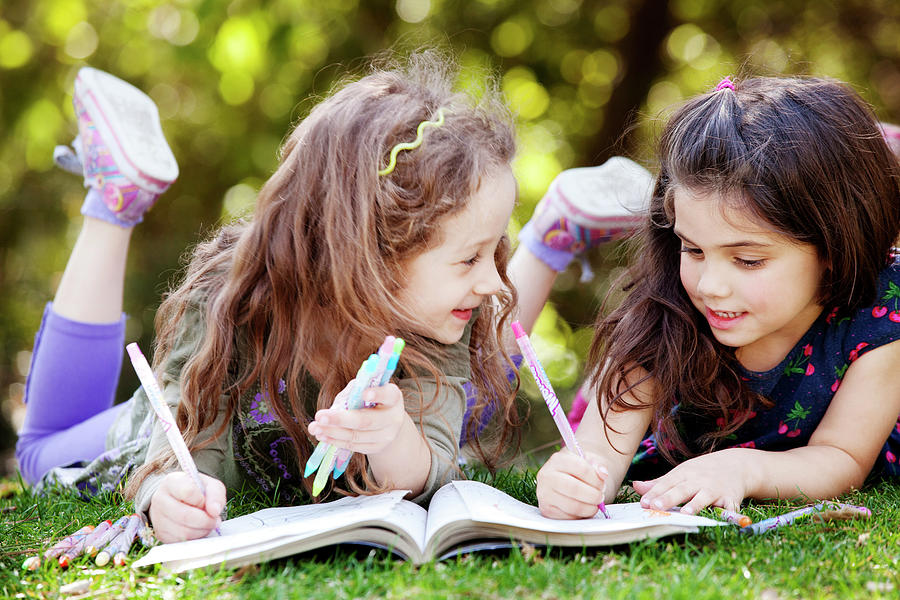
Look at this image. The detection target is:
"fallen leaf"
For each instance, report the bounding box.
[520,541,542,563]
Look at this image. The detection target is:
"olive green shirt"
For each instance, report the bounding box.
[132,303,472,515]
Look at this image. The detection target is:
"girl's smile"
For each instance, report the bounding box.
[398,165,517,345]
[673,187,826,372]
[705,308,746,330]
[451,308,474,322]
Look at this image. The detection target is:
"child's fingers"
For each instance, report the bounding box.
[631,479,656,495]
[154,491,219,536]
[536,450,607,519]
[677,490,715,515]
[359,384,403,408]
[310,424,397,453]
[538,477,606,519]
[163,471,207,508]
[201,474,227,519]
[150,478,223,543]
[638,477,697,511]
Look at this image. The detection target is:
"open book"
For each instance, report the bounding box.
[133,480,721,571]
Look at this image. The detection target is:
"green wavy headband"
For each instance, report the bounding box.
[377,108,446,177]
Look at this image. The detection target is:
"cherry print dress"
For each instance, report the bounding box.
[629,256,900,482]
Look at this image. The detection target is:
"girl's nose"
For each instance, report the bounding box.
[696,263,730,300]
[473,259,503,296]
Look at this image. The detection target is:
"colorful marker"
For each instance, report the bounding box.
[112,514,146,566]
[305,359,371,478]
[311,355,381,495]
[86,516,129,557]
[512,321,610,519]
[58,536,90,567]
[138,522,156,547]
[59,520,113,567]
[127,344,220,535]
[78,519,112,556]
[96,514,143,566]
[713,507,752,528]
[740,502,871,535]
[304,336,406,491]
[43,525,94,560]
[333,338,405,478]
[22,524,95,569]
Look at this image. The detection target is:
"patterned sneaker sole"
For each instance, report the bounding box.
[551,157,652,230]
[74,67,178,193]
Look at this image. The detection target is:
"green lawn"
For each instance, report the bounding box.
[1,471,898,599]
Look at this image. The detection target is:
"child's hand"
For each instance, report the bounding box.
[632,448,749,515]
[148,471,225,543]
[536,448,609,519]
[308,384,406,456]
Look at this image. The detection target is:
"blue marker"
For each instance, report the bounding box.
[312,355,380,495]
[333,339,405,478]
[304,360,369,477]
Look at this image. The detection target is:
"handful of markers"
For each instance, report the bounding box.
[304,335,405,496]
[22,513,153,570]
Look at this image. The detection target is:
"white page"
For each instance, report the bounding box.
[423,479,471,544]
[451,480,722,533]
[134,491,409,568]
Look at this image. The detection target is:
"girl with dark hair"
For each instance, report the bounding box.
[537,76,900,519]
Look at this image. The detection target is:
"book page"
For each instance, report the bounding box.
[451,480,721,533]
[423,479,471,544]
[134,490,414,569]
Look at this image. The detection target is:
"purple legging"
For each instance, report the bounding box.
[15,303,129,484]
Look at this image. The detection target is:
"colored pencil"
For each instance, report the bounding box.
[512,321,610,518]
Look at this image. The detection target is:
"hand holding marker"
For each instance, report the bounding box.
[333,337,405,478]
[511,321,610,519]
[304,335,405,496]
[126,343,220,534]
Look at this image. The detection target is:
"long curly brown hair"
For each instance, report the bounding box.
[126,51,523,499]
[590,76,900,461]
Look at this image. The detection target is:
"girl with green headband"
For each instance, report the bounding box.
[17,48,651,543]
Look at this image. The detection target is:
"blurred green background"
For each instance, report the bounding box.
[1,0,898,476]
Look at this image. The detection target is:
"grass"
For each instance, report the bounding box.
[1,471,898,600]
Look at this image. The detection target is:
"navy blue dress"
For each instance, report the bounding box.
[629,257,900,481]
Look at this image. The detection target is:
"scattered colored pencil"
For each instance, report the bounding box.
[713,507,752,527]
[22,524,94,570]
[86,515,130,557]
[96,514,143,566]
[740,502,870,535]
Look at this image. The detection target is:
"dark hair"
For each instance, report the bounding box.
[126,51,522,499]
[590,76,900,460]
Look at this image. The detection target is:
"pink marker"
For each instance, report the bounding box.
[511,321,610,519]
[127,343,221,535]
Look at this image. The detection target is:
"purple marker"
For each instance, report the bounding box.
[512,321,610,519]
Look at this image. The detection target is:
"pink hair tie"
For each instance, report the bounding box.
[715,76,735,92]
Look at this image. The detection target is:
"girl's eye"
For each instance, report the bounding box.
[680,246,702,257]
[736,257,766,268]
[463,254,480,267]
